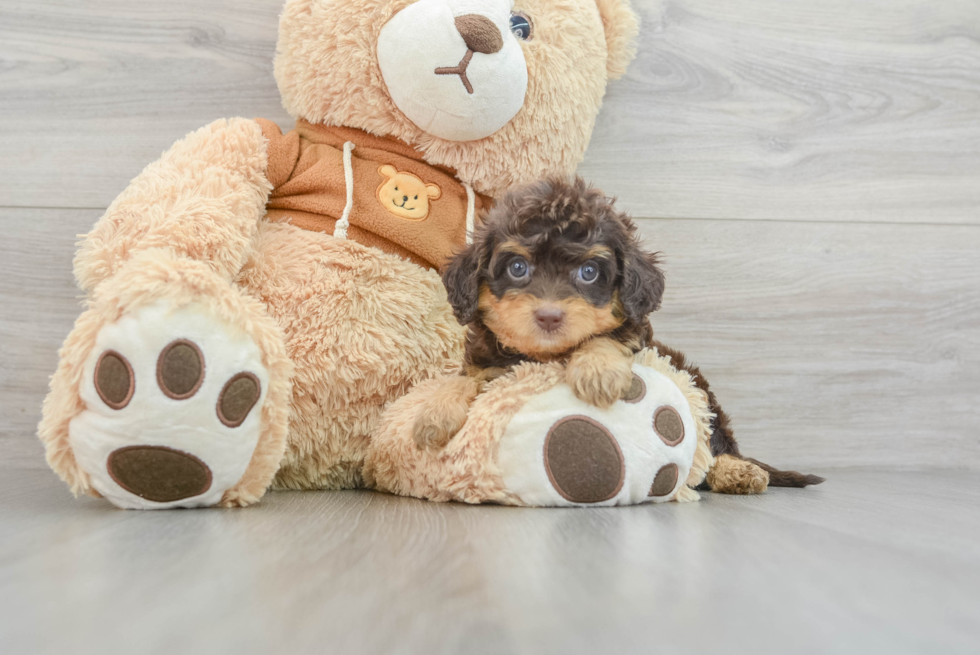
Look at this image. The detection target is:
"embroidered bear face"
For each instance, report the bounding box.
[377,165,442,220]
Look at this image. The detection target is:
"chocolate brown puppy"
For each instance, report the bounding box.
[416,176,823,493]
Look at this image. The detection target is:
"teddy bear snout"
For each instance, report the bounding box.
[377,0,528,141]
[454,14,503,55]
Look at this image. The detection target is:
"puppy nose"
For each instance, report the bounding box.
[534,307,565,333]
[454,14,503,54]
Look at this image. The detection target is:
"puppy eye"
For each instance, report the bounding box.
[510,12,532,40]
[577,261,599,284]
[508,258,530,280]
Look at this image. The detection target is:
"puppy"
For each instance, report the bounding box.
[414,177,824,493]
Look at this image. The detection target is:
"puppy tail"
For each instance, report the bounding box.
[743,457,825,488]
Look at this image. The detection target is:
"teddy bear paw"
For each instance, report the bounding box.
[69,300,269,509]
[496,364,698,506]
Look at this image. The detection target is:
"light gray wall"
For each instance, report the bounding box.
[1,0,977,470]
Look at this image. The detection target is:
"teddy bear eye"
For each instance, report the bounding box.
[510,12,532,41]
[414,195,418,200]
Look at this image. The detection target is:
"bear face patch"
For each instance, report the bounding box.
[377,165,442,220]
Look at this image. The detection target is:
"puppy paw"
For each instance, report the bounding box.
[706,454,770,494]
[565,338,634,409]
[411,375,481,450]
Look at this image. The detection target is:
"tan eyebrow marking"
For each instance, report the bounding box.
[585,245,614,260]
[496,240,532,259]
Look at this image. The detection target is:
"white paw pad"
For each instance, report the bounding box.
[70,301,269,509]
[497,364,697,506]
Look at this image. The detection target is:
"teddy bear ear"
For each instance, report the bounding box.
[594,0,642,80]
[426,183,442,200]
[379,165,397,179]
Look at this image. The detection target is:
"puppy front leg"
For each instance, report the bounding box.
[565,337,634,409]
[411,375,484,450]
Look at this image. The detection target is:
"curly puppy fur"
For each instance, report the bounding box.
[430,176,824,493]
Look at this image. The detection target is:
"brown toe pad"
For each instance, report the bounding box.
[648,463,679,497]
[217,372,261,428]
[653,406,685,446]
[621,374,646,404]
[157,339,205,400]
[95,351,135,410]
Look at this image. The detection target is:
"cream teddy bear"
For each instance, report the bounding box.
[38,0,651,508]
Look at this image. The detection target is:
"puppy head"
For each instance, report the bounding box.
[443,176,664,358]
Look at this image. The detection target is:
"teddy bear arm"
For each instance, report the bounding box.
[74,118,274,294]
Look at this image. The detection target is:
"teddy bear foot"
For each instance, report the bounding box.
[496,365,702,506]
[69,300,271,509]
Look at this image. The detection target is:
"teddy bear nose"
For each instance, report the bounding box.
[403,195,409,201]
[454,14,503,55]
[534,307,565,333]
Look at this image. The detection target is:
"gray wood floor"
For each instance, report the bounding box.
[1,1,979,652]
[1,468,977,654]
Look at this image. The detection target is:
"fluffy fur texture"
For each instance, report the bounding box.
[564,336,635,409]
[437,177,823,493]
[365,348,713,505]
[705,454,769,496]
[40,0,644,506]
[74,119,272,293]
[411,373,483,450]
[413,176,665,445]
[236,222,464,490]
[39,249,294,507]
[445,177,664,361]
[275,0,641,197]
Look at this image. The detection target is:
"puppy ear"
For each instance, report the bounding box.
[620,239,665,322]
[594,0,641,80]
[442,243,482,325]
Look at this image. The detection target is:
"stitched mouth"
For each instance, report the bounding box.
[435,49,475,94]
[393,199,416,211]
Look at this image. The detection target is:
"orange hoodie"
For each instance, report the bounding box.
[257,119,491,271]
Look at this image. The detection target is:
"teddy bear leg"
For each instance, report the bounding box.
[39,250,293,509]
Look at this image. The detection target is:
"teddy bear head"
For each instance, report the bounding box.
[274,0,640,197]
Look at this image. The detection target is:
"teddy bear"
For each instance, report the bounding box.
[37,0,652,509]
